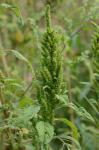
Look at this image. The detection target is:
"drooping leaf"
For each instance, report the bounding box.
[11,50,28,62]
[55,118,79,140]
[0,3,24,25]
[67,103,94,122]
[10,50,34,74]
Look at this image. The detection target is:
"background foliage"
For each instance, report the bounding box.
[0,0,99,150]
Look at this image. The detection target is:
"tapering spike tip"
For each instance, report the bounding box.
[46,5,51,29]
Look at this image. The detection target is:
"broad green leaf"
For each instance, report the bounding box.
[20,105,40,120]
[8,105,40,127]
[36,121,54,144]
[19,97,34,108]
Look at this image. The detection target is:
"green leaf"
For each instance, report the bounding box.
[12,6,24,25]
[11,50,28,62]
[55,94,68,105]
[20,105,40,120]
[36,121,54,144]
[10,50,34,75]
[67,103,94,122]
[19,97,34,108]
[8,105,40,127]
[4,78,23,89]
[25,144,35,150]
[65,135,81,150]
[12,6,21,17]
[55,118,79,140]
[0,3,24,25]
[0,3,12,8]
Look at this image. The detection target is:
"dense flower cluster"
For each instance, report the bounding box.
[38,5,63,123]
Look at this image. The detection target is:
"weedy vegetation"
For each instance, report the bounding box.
[0,0,99,150]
